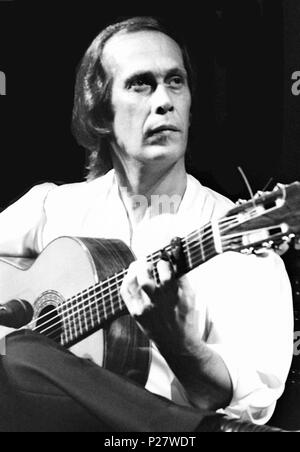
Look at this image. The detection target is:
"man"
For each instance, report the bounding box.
[0,16,294,431]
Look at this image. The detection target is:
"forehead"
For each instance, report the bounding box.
[102,30,186,79]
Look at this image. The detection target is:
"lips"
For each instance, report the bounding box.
[146,125,179,137]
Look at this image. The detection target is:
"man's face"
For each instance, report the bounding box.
[102,30,192,167]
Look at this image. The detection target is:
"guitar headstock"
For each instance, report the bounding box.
[221,182,300,254]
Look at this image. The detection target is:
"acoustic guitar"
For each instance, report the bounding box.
[0,182,299,383]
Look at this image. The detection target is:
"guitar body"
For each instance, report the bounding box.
[0,237,150,385]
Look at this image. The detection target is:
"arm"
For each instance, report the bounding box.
[0,183,55,257]
[121,258,233,411]
[121,250,294,421]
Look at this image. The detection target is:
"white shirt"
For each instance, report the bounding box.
[0,170,294,424]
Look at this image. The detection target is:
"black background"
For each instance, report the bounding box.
[0,0,298,209]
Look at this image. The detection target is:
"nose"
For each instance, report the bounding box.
[151,84,174,115]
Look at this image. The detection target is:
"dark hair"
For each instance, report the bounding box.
[72,16,196,180]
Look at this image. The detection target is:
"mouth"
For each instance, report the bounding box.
[146,125,180,138]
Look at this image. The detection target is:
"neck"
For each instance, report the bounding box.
[112,157,187,226]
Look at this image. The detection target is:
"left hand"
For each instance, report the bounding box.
[120,258,202,358]
[121,258,233,410]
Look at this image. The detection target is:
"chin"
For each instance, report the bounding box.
[142,144,185,163]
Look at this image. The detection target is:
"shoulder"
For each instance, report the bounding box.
[2,182,57,212]
[186,174,234,220]
[43,170,115,207]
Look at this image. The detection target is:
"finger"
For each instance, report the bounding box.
[124,261,143,297]
[121,260,155,317]
[135,259,157,296]
[121,262,148,316]
[156,259,174,285]
[177,275,196,313]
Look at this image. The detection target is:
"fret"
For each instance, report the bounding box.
[59,304,67,346]
[203,224,218,262]
[94,285,101,325]
[102,282,107,320]
[108,278,114,317]
[201,224,213,261]
[149,253,159,285]
[110,276,116,316]
[72,298,78,339]
[185,240,193,270]
[113,274,126,316]
[63,299,71,343]
[211,220,223,254]
[117,279,124,312]
[73,297,80,339]
[76,294,84,336]
[198,229,205,263]
[89,298,95,329]
[68,299,75,342]
[83,293,89,332]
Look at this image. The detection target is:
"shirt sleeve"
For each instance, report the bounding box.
[202,250,294,424]
[0,183,56,257]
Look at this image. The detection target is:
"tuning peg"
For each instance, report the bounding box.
[241,248,254,255]
[253,248,271,256]
[254,190,264,198]
[235,198,247,206]
[274,242,290,256]
[282,234,294,243]
[262,241,274,249]
[275,183,286,190]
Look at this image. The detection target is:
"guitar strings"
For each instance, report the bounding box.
[30,207,269,343]
[32,221,264,345]
[37,201,270,337]
[29,199,280,342]
[26,214,240,336]
[28,212,241,333]
[30,219,250,343]
[43,226,242,345]
[29,229,251,343]
[27,214,247,341]
[29,237,218,341]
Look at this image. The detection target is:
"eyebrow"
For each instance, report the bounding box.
[124,67,188,86]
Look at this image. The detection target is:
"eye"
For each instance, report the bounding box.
[167,75,185,89]
[127,75,155,93]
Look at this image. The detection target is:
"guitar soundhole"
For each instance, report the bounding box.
[35,305,62,342]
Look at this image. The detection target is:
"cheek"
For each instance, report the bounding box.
[177,92,192,123]
[185,92,192,117]
[114,99,146,134]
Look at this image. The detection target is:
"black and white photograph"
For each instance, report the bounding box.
[0,0,299,435]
